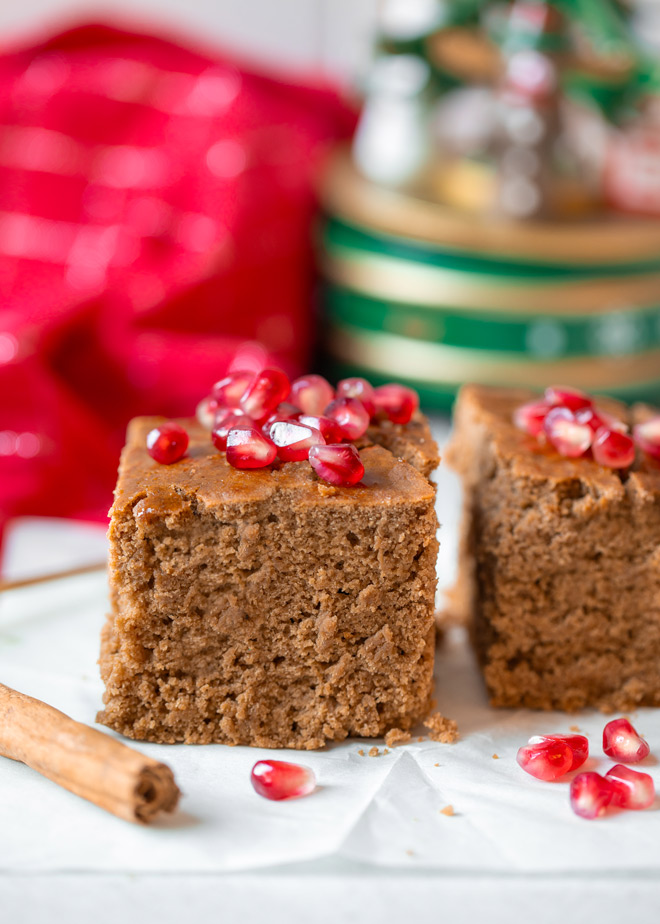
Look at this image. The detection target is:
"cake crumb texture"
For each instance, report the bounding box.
[424,712,459,743]
[384,727,412,748]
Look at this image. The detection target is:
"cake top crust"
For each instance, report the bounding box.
[112,416,436,520]
[452,385,660,500]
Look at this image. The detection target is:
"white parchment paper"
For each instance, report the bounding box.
[1,534,660,875]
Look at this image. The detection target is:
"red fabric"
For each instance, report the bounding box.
[0,23,354,541]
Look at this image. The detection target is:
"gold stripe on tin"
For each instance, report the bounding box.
[327,324,660,390]
[320,147,660,266]
[321,249,660,316]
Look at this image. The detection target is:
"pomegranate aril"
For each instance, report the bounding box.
[240,368,291,422]
[226,426,277,469]
[575,406,628,434]
[297,414,343,444]
[337,377,376,418]
[250,760,316,801]
[289,374,335,416]
[262,403,302,437]
[516,738,573,781]
[544,385,593,412]
[634,416,660,460]
[603,717,650,764]
[196,395,219,430]
[269,420,325,462]
[570,771,617,819]
[543,406,592,458]
[372,383,419,425]
[211,409,253,451]
[211,370,255,408]
[592,426,635,469]
[514,399,549,437]
[309,443,365,487]
[605,764,656,810]
[527,734,589,772]
[146,422,189,465]
[325,396,370,440]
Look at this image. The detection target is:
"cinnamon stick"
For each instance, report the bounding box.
[0,683,180,823]
[0,562,107,593]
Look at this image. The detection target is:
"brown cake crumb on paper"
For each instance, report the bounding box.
[368,746,379,757]
[424,712,459,743]
[384,728,412,748]
[358,749,365,756]
[492,753,499,760]
[440,805,454,817]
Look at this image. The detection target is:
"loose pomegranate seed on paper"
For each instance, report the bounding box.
[605,764,655,810]
[516,733,588,781]
[250,760,316,801]
[146,422,189,464]
[603,718,650,764]
[570,771,617,819]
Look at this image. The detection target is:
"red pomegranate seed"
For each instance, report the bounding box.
[513,399,549,437]
[289,374,335,416]
[211,408,253,451]
[337,377,376,418]
[269,420,325,462]
[527,734,589,772]
[325,396,370,440]
[544,385,593,412]
[261,403,302,438]
[211,370,255,408]
[240,368,291,422]
[603,718,650,764]
[543,406,593,457]
[605,764,656,810]
[372,383,419,425]
[516,737,573,781]
[309,443,365,486]
[196,395,219,429]
[297,414,343,444]
[250,760,316,801]
[146,422,189,464]
[570,771,617,819]
[226,425,277,469]
[634,416,660,460]
[592,426,635,469]
[575,406,628,434]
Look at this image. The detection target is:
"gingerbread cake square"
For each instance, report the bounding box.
[98,416,438,748]
[448,384,660,712]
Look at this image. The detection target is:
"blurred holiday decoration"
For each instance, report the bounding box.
[0,24,354,543]
[320,0,660,407]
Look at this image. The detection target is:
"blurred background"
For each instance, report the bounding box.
[2,0,660,546]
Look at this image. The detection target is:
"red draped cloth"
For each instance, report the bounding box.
[0,23,353,545]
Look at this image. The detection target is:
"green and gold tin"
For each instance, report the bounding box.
[318,149,660,410]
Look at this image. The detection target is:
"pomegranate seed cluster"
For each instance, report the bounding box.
[516,718,655,819]
[147,369,420,488]
[514,385,660,469]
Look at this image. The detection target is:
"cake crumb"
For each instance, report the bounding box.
[368,746,379,757]
[569,725,581,732]
[385,728,412,748]
[434,762,439,767]
[358,749,364,756]
[424,711,459,743]
[417,736,424,742]
[316,483,339,497]
[440,805,454,817]
[492,753,499,759]
[384,748,390,755]
[405,849,414,857]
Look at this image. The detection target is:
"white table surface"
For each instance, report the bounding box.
[2,418,660,924]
